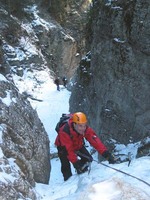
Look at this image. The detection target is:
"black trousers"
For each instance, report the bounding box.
[57,146,93,181]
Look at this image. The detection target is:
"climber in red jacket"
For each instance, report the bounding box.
[55,112,116,181]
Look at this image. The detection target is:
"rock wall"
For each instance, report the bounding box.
[0,76,50,198]
[0,0,91,81]
[38,0,92,78]
[69,0,150,147]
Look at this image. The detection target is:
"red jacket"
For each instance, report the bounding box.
[55,118,107,163]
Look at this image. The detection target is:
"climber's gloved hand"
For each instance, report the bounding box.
[73,160,84,174]
[102,151,116,164]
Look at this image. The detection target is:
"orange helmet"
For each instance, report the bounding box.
[72,112,87,124]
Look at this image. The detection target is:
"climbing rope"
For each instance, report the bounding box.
[76,150,150,187]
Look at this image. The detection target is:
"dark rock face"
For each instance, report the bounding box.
[69,0,150,149]
[0,77,50,189]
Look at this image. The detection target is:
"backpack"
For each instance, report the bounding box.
[55,113,72,133]
[55,113,85,145]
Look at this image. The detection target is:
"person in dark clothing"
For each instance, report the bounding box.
[62,76,68,88]
[54,77,60,91]
[55,112,116,181]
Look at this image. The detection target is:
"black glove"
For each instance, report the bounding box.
[73,160,84,174]
[102,151,116,164]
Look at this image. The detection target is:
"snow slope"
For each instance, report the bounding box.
[13,70,150,200]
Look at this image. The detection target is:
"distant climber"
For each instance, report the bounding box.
[54,77,60,91]
[62,76,68,88]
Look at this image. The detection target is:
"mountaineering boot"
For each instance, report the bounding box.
[81,162,90,173]
[64,174,72,181]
